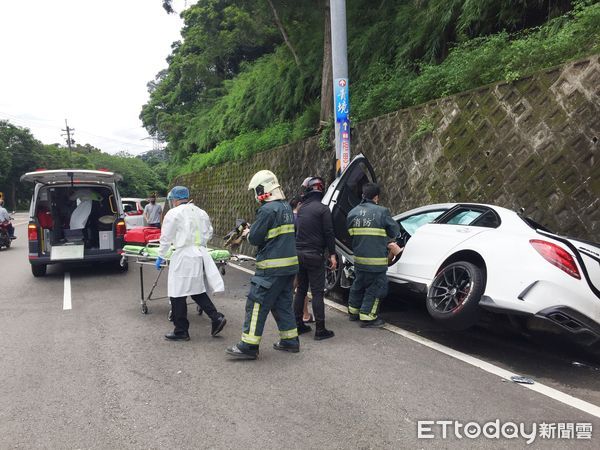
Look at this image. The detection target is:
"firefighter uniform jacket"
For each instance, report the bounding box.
[346,199,401,273]
[249,200,299,276]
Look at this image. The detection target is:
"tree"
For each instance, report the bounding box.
[319,0,332,127]
[0,121,44,208]
[148,0,587,170]
[265,0,300,66]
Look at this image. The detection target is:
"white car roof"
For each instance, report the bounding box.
[393,203,456,220]
[393,202,529,228]
[21,169,122,184]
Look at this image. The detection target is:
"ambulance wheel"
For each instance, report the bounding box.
[31,264,47,277]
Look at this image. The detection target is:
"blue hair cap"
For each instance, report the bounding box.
[168,186,190,200]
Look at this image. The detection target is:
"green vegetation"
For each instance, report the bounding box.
[145,0,599,176]
[0,120,166,209]
[409,117,436,143]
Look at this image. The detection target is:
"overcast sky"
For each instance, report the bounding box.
[0,0,191,155]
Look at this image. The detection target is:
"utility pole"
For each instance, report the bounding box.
[61,119,75,166]
[330,0,350,177]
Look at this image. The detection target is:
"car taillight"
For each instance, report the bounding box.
[530,239,581,279]
[127,210,143,216]
[116,220,126,238]
[28,224,38,241]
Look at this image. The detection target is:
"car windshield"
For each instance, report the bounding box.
[400,211,446,235]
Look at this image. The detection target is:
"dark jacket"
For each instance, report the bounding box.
[249,200,298,276]
[346,199,401,273]
[295,192,336,257]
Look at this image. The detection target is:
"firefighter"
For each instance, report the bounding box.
[226,170,300,359]
[346,182,402,328]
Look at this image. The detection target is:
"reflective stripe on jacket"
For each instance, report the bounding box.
[346,199,401,273]
[249,200,298,276]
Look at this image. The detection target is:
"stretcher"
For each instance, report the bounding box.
[121,243,231,315]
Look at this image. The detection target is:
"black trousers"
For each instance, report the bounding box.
[171,293,219,335]
[293,251,326,324]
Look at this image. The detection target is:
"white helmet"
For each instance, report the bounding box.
[248,170,282,202]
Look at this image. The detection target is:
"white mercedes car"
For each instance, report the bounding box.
[324,155,600,347]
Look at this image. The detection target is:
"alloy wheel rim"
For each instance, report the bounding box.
[430,266,472,313]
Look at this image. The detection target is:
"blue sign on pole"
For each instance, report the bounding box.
[339,120,350,170]
[334,78,349,123]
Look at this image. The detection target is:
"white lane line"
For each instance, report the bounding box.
[227,262,600,419]
[63,272,72,310]
[228,262,255,275]
[323,299,600,419]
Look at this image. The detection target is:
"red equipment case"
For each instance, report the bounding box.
[124,227,161,245]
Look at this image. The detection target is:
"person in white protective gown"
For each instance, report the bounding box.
[157,186,227,341]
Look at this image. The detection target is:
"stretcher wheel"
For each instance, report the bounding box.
[220,266,226,275]
[141,304,148,314]
[197,305,203,316]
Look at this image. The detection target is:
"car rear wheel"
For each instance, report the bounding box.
[426,261,484,330]
[31,264,47,277]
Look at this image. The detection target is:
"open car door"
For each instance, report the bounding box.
[323,154,376,261]
[20,169,123,185]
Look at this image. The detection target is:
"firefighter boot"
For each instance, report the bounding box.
[273,337,300,353]
[226,342,259,360]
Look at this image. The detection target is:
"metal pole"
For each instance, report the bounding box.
[330,0,350,177]
[62,119,74,166]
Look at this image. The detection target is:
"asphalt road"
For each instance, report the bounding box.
[1,216,599,449]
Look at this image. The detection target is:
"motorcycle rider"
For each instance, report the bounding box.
[226,170,299,360]
[347,182,402,328]
[0,199,15,239]
[293,176,337,340]
[156,186,227,341]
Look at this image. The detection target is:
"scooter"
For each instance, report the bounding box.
[0,216,14,249]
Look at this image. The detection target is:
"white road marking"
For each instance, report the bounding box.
[227,262,600,419]
[233,254,256,261]
[228,262,255,275]
[63,272,72,310]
